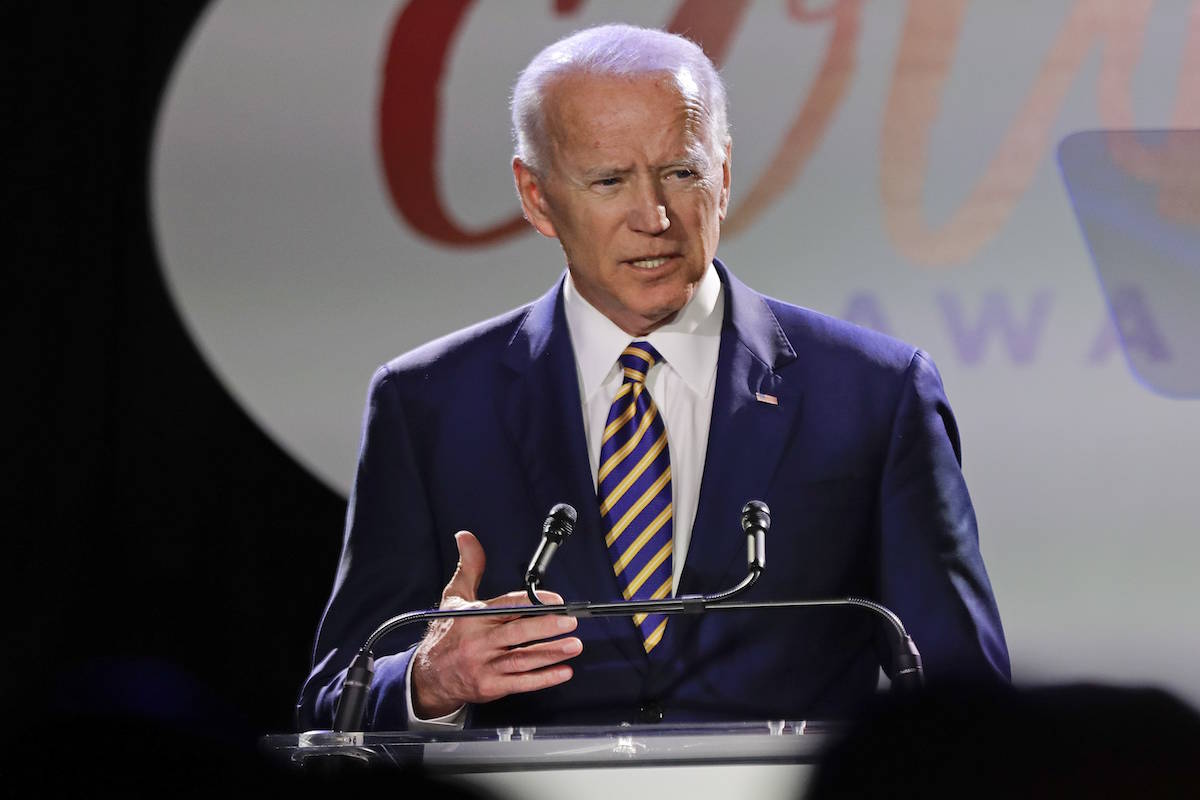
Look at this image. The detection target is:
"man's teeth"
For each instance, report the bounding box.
[630,257,669,269]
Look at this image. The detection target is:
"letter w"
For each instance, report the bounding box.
[938,291,1053,365]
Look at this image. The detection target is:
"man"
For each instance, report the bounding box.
[298,24,1009,732]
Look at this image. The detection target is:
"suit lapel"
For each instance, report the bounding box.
[663,261,804,655]
[500,277,649,673]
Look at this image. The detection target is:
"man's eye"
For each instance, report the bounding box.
[594,177,621,187]
[671,169,696,179]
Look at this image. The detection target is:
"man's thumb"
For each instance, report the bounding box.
[443,530,486,603]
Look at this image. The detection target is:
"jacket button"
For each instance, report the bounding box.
[637,702,663,723]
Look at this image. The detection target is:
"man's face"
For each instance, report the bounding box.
[515,72,731,336]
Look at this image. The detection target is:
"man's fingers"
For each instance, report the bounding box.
[484,663,576,699]
[483,589,564,608]
[478,589,565,625]
[492,636,583,675]
[534,590,565,606]
[486,611,578,649]
[442,530,486,604]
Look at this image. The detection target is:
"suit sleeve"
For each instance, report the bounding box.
[877,351,1011,684]
[296,365,445,731]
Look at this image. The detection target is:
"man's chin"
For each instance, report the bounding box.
[618,305,685,337]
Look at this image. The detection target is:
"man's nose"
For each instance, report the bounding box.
[626,180,670,234]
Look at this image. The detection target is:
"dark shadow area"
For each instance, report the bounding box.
[9,0,346,754]
[807,682,1200,799]
[1,713,503,798]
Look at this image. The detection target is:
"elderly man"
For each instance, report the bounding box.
[298,24,1009,731]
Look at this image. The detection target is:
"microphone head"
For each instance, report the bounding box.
[544,503,577,542]
[741,500,771,533]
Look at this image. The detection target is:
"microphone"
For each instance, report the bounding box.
[741,500,769,572]
[525,504,576,604]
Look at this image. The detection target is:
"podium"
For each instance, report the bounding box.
[262,720,840,798]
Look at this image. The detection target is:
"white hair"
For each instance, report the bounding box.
[511,24,730,175]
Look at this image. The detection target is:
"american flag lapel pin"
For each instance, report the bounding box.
[755,392,779,406]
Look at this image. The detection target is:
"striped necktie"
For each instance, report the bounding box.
[598,341,673,654]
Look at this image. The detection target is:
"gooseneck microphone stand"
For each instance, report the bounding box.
[332,501,922,733]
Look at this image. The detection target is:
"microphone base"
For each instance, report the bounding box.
[332,653,376,732]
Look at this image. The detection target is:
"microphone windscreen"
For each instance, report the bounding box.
[741,500,771,533]
[545,503,577,539]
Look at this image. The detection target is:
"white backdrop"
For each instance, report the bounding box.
[151,0,1200,711]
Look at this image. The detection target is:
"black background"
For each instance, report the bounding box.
[10,1,345,750]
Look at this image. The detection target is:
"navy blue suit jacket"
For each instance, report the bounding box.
[297,261,1009,731]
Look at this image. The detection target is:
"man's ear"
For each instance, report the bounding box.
[513,158,558,239]
[718,138,732,220]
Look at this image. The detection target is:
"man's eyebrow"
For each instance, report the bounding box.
[580,165,633,180]
[579,158,702,179]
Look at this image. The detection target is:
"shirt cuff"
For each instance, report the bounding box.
[404,653,468,730]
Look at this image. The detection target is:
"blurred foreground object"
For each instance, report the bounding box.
[807,682,1200,799]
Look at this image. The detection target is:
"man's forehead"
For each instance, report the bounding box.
[551,70,698,106]
[544,72,710,160]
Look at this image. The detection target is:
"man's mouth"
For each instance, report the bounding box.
[627,256,674,269]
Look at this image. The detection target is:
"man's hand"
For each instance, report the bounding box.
[411,530,583,719]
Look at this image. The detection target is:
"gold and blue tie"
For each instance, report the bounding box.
[598,342,673,654]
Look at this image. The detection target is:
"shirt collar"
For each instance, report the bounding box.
[563,262,724,401]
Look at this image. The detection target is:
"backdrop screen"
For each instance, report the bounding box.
[151,1,1200,705]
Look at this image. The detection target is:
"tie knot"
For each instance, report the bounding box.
[619,341,661,384]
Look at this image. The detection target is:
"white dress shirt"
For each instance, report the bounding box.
[562,263,724,593]
[406,263,724,728]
